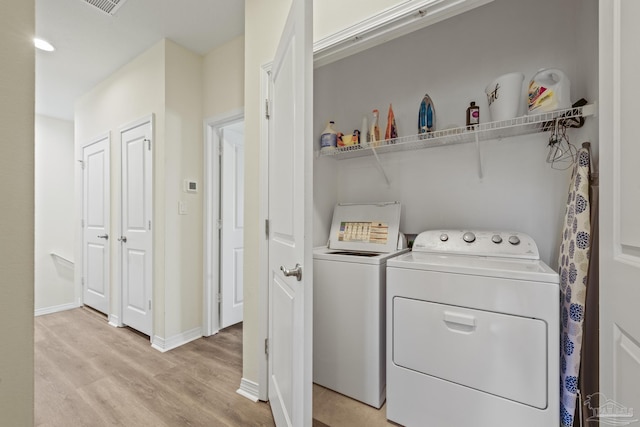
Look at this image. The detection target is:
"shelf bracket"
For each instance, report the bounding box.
[475,128,483,180]
[370,145,391,187]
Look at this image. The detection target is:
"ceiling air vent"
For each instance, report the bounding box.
[83,0,128,16]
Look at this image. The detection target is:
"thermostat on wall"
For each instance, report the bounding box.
[184,180,198,193]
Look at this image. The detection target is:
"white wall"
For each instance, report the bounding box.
[0,0,35,423]
[313,0,403,42]
[203,36,244,119]
[313,0,599,267]
[35,115,76,314]
[163,40,204,339]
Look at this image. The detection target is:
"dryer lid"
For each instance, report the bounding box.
[327,202,401,253]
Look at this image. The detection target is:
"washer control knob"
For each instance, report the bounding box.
[462,232,476,243]
[508,235,521,245]
[439,233,449,242]
[492,234,503,244]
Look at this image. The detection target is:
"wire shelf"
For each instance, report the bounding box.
[318,104,596,160]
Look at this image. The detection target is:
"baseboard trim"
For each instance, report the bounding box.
[151,326,202,353]
[236,378,260,402]
[108,314,122,328]
[34,302,80,317]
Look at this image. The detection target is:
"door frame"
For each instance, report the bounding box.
[257,64,272,401]
[77,132,111,312]
[203,108,245,337]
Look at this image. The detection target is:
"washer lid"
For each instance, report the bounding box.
[327,202,401,253]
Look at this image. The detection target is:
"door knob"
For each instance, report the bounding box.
[118,236,127,243]
[97,234,109,240]
[280,264,302,281]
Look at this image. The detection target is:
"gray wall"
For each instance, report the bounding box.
[0,0,35,424]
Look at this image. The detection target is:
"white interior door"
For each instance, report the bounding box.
[82,134,110,314]
[220,123,245,329]
[267,0,313,426]
[120,117,153,337]
[599,0,640,422]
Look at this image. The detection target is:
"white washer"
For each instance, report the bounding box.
[386,230,559,427]
[313,202,409,408]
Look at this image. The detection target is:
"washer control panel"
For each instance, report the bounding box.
[412,230,539,259]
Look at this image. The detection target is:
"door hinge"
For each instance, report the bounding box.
[265,99,270,119]
[81,277,84,286]
[145,138,151,151]
[217,219,223,230]
[78,159,85,169]
[148,220,151,231]
[81,219,85,228]
[217,293,221,303]
[265,219,269,238]
[218,139,223,156]
[148,300,151,310]
[265,338,269,356]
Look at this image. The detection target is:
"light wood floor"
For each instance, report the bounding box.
[35,307,392,427]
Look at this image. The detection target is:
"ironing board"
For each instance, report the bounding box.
[559,147,592,427]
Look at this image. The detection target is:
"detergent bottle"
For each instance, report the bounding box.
[528,68,571,114]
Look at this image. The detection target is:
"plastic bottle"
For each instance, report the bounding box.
[370,109,380,146]
[361,115,368,145]
[528,68,571,114]
[386,104,398,142]
[466,102,480,129]
[320,121,338,152]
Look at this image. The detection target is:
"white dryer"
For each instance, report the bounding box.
[313,202,409,408]
[386,230,559,427]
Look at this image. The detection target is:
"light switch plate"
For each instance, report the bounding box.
[178,201,188,215]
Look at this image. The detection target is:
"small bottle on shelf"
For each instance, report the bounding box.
[466,102,480,129]
[370,109,380,146]
[361,115,368,145]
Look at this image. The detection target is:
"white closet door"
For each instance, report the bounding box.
[120,118,153,337]
[82,135,110,314]
[220,125,245,329]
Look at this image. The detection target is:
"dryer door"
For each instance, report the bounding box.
[392,297,548,409]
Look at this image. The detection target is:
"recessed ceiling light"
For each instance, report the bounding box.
[34,38,55,52]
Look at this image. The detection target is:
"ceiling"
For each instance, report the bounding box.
[35,0,245,121]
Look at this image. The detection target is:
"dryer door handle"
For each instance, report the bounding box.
[443,311,477,333]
